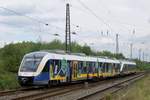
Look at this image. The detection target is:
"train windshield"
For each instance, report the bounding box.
[20,53,45,72]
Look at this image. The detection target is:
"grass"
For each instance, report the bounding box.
[0,69,20,90]
[0,60,20,90]
[108,73,150,100]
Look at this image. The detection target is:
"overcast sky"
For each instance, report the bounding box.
[0,0,149,61]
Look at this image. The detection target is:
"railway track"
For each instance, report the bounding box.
[10,78,122,100]
[0,86,49,100]
[13,86,82,100]
[0,86,43,97]
[0,73,145,100]
[0,81,84,100]
[11,81,88,100]
[40,73,144,100]
[77,73,145,100]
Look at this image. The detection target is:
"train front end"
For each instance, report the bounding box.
[18,52,48,86]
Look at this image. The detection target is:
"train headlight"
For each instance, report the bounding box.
[21,78,28,83]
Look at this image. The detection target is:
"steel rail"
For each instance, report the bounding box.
[77,73,145,100]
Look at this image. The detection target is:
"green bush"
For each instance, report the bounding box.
[0,70,20,90]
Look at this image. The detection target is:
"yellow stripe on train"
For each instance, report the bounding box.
[51,76,66,80]
[51,72,117,81]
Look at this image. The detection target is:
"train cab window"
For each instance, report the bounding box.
[20,53,46,72]
[20,56,43,72]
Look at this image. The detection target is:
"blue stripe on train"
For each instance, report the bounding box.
[33,72,49,85]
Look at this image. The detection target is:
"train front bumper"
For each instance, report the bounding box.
[18,76,34,86]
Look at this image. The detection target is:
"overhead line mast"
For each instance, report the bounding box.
[116,34,119,54]
[65,3,71,53]
[130,43,133,59]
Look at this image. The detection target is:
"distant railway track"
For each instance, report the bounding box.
[0,72,145,100]
[78,72,145,100]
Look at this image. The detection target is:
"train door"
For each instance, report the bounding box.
[98,62,102,78]
[112,63,116,75]
[72,61,78,80]
[111,63,115,75]
[67,61,72,82]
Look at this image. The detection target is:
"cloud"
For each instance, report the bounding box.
[0,0,149,60]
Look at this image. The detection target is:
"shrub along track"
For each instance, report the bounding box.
[0,72,145,100]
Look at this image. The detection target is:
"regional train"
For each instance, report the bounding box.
[18,51,136,86]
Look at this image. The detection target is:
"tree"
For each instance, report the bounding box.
[82,44,92,55]
[114,53,125,59]
[1,43,22,72]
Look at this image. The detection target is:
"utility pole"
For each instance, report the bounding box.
[37,35,42,43]
[130,43,133,59]
[130,29,135,60]
[116,34,119,54]
[142,51,145,61]
[139,49,141,61]
[65,3,71,53]
[145,53,148,62]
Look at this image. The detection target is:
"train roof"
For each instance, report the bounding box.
[24,51,135,64]
[120,60,136,65]
[25,51,121,63]
[48,53,121,63]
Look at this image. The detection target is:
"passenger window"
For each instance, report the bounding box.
[78,61,83,74]
[101,63,105,72]
[54,60,60,75]
[83,61,87,73]
[49,59,61,76]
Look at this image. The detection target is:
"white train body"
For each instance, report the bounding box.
[18,51,136,86]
